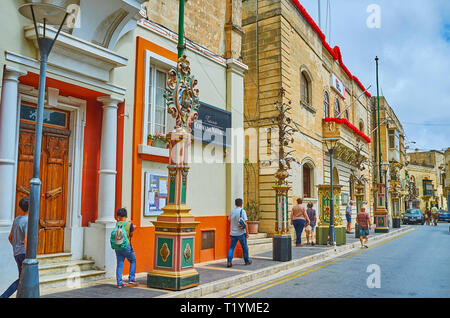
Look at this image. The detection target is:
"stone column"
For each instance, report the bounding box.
[96,95,123,224]
[0,65,26,292]
[84,95,123,277]
[0,66,26,228]
[225,59,246,213]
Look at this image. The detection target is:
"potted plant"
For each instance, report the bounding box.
[245,200,260,234]
[148,132,169,148]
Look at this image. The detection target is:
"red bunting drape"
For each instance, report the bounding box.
[291,0,372,98]
[323,117,372,143]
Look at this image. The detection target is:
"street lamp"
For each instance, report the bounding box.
[17,1,69,298]
[324,138,340,246]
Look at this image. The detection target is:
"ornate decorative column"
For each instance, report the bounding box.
[316,185,346,245]
[268,88,298,262]
[389,162,401,228]
[147,55,201,290]
[0,66,26,229]
[374,182,389,233]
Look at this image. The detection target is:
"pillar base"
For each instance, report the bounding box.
[16,259,40,298]
[272,234,292,262]
[83,222,116,277]
[316,226,346,246]
[374,206,390,233]
[392,218,401,228]
[147,269,199,291]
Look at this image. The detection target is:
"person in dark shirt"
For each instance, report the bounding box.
[305,202,317,246]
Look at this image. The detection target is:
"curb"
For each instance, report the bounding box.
[158,226,415,298]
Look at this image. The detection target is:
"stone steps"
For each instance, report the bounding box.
[37,253,105,290]
[247,233,273,255]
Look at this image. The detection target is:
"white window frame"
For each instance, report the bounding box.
[139,50,177,156]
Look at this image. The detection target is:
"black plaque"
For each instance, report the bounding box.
[192,102,232,147]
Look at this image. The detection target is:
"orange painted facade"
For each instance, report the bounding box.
[129,37,234,273]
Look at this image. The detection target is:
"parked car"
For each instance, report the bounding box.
[402,209,425,225]
[438,210,450,222]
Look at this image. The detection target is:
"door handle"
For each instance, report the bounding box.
[17,186,30,195]
[45,187,62,198]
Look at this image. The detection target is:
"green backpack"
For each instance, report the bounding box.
[110,221,130,250]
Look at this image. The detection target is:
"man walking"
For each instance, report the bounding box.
[346,200,354,233]
[227,198,252,268]
[431,205,439,226]
[356,206,371,248]
[425,208,431,226]
[1,197,29,298]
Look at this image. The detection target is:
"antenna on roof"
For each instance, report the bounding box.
[318,0,322,30]
[325,0,331,42]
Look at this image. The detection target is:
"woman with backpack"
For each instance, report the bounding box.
[111,208,137,288]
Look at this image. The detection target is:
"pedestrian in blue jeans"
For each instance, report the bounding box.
[1,197,29,298]
[227,198,252,268]
[290,198,310,246]
[113,208,137,288]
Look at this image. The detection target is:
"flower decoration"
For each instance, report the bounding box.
[148,132,169,144]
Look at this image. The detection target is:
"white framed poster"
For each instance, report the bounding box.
[144,171,169,216]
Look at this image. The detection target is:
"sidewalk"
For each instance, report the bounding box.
[41,226,415,298]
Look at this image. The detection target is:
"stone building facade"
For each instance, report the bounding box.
[242,0,373,236]
[444,148,450,211]
[370,96,408,223]
[406,150,447,211]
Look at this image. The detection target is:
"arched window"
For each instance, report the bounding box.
[334,99,341,118]
[301,72,310,105]
[324,91,330,117]
[303,164,314,198]
[344,110,349,120]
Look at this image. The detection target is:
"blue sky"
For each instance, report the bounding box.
[300,0,450,152]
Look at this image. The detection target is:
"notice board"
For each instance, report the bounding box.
[144,172,168,216]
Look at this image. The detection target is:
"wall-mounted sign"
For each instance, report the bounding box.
[332,74,346,99]
[144,172,168,216]
[192,102,232,147]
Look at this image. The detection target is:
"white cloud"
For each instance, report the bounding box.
[300,0,450,151]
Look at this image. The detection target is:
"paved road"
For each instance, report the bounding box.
[227,223,450,298]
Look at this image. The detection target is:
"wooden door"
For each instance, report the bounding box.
[39,132,69,254]
[15,126,70,255]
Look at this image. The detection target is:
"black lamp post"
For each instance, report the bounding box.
[324,138,340,246]
[16,1,69,298]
